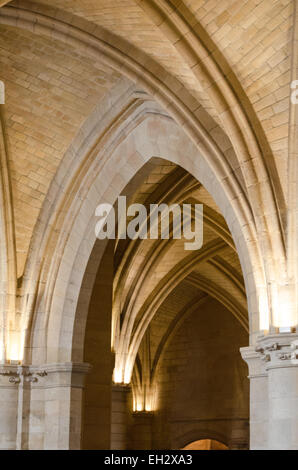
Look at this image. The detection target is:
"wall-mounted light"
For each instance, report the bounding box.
[124,365,132,385]
[132,391,155,413]
[258,283,297,333]
[113,368,131,385]
[258,286,270,332]
[8,343,22,363]
[113,368,123,384]
[272,283,296,330]
[7,330,24,363]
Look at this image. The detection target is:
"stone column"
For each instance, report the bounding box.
[110,384,130,450]
[242,333,298,450]
[42,362,91,450]
[240,346,268,450]
[0,362,82,450]
[0,363,19,449]
[24,362,91,450]
[130,411,154,450]
[256,333,298,450]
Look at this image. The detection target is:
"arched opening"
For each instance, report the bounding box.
[0,0,293,452]
[25,87,260,450]
[80,157,249,449]
[82,239,115,449]
[182,439,228,450]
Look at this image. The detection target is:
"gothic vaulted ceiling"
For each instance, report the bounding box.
[0,0,295,377]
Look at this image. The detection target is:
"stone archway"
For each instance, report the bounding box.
[0,0,296,452]
[182,439,228,450]
[79,154,249,450]
[23,103,259,449]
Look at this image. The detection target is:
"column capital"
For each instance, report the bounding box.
[0,363,47,385]
[240,346,267,378]
[112,383,131,393]
[132,410,154,419]
[0,362,92,388]
[255,333,298,370]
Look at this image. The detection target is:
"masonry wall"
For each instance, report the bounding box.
[152,298,249,449]
[82,241,114,450]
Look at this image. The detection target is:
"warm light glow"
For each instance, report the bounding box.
[124,364,132,384]
[113,358,133,385]
[136,403,143,412]
[8,341,22,362]
[7,330,24,362]
[272,283,296,328]
[132,391,155,412]
[258,283,296,331]
[111,315,116,351]
[113,368,123,384]
[124,373,131,384]
[133,403,154,413]
[0,341,4,363]
[133,393,145,412]
[259,287,270,331]
[113,367,130,385]
[182,439,228,450]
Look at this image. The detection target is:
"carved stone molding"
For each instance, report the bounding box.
[0,362,91,386]
[240,346,267,378]
[254,333,298,370]
[112,383,131,394]
[0,365,47,384]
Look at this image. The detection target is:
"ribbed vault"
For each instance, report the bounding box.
[0,0,294,405]
[103,156,248,408]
